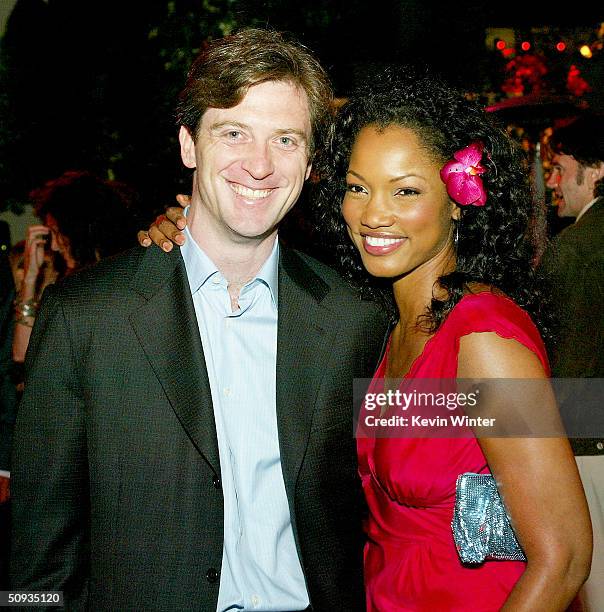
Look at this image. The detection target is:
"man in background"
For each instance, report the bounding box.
[542,115,604,380]
[541,114,604,611]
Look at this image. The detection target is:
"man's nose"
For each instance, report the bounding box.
[546,169,559,189]
[241,141,274,180]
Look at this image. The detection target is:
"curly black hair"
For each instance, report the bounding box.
[313,65,553,343]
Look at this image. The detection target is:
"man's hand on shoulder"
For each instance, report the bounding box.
[138,194,190,252]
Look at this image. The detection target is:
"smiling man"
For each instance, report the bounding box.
[10,29,389,611]
[178,79,312,311]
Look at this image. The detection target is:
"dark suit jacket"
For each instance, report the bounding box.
[540,197,604,455]
[540,197,604,379]
[10,243,389,611]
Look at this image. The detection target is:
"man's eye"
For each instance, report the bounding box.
[278,136,296,147]
[221,130,244,141]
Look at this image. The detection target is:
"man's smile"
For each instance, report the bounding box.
[229,182,275,200]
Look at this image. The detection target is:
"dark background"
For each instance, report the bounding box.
[0,0,602,223]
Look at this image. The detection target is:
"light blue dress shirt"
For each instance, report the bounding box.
[180,225,309,612]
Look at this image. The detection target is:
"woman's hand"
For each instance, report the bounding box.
[138,194,190,252]
[22,225,49,296]
[458,333,592,611]
[13,225,51,362]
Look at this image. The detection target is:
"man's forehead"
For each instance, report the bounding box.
[551,153,575,166]
[203,81,311,128]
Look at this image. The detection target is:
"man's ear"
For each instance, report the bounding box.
[305,162,312,181]
[179,126,197,169]
[591,162,604,186]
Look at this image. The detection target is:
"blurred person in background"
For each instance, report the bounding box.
[541,114,604,612]
[542,115,604,379]
[12,170,140,363]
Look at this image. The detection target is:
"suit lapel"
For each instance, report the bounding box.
[129,246,220,474]
[276,247,337,498]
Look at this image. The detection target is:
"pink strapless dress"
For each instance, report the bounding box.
[358,293,550,611]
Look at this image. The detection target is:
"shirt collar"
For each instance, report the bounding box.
[575,197,598,223]
[180,225,220,294]
[180,207,279,307]
[254,238,279,308]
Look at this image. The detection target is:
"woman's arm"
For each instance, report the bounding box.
[458,332,592,612]
[137,194,190,251]
[12,225,49,363]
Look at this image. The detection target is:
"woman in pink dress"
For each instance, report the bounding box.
[314,66,591,610]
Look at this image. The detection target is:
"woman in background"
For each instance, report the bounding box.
[12,170,139,363]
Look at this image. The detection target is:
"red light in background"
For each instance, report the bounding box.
[496,40,506,50]
[521,41,531,51]
[556,42,566,52]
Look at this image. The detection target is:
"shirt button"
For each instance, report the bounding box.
[206,567,219,583]
[596,442,603,451]
[223,388,231,397]
[212,277,221,285]
[212,475,221,489]
[251,595,261,607]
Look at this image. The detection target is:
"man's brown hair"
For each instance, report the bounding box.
[176,28,333,155]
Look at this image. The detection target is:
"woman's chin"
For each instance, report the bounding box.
[362,262,406,280]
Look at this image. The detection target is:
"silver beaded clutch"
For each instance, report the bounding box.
[452,472,526,564]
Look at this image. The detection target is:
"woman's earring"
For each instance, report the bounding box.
[454,221,459,249]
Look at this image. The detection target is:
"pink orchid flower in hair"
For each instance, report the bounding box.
[440,141,487,206]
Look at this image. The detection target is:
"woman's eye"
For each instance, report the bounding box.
[395,188,419,196]
[346,184,366,194]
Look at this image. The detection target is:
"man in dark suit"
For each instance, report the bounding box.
[10,29,388,611]
[540,114,604,610]
[542,115,604,381]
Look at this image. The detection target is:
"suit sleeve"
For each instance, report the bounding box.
[541,237,603,377]
[10,283,90,609]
